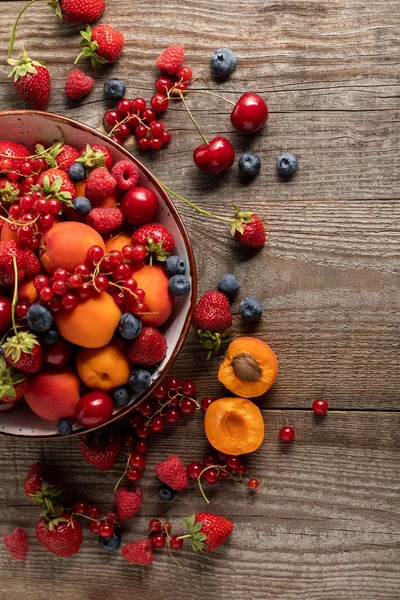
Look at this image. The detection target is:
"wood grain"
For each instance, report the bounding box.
[0,0,399,597]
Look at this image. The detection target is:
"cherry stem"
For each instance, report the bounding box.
[11,255,20,341]
[8,0,37,59]
[179,93,209,145]
[114,452,131,492]
[181,88,236,107]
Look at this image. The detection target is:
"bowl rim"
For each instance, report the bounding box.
[0,109,197,440]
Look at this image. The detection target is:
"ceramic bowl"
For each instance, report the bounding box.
[0,110,197,439]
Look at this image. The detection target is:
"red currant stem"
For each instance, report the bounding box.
[153,177,234,224]
[114,453,132,492]
[11,255,20,341]
[180,88,236,106]
[71,513,105,524]
[8,0,37,59]
[179,93,209,144]
[0,141,62,163]
[0,214,39,227]
[144,395,176,426]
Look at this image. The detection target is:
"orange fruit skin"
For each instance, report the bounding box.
[55,293,122,348]
[25,366,81,421]
[40,221,106,273]
[76,341,131,392]
[1,222,19,241]
[18,277,39,303]
[105,232,132,253]
[75,180,118,207]
[204,397,265,456]
[132,265,174,327]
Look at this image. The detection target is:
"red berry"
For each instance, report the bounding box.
[114,123,131,139]
[142,108,156,123]
[227,456,241,471]
[203,453,218,467]
[34,198,49,214]
[123,278,137,294]
[136,425,151,440]
[152,534,166,548]
[107,511,118,524]
[34,274,50,290]
[204,468,219,484]
[165,408,180,425]
[132,98,146,112]
[114,291,126,305]
[74,263,91,277]
[153,384,167,402]
[87,245,104,263]
[17,225,34,242]
[138,401,154,418]
[138,138,150,150]
[149,137,163,150]
[175,82,188,92]
[135,125,148,139]
[163,522,171,533]
[168,395,180,408]
[186,461,203,480]
[109,250,122,265]
[116,99,133,116]
[94,275,109,292]
[279,426,295,442]
[52,280,68,297]
[90,521,101,534]
[131,245,146,261]
[312,399,329,415]
[40,286,54,303]
[151,93,168,112]
[219,468,231,479]
[76,284,93,301]
[169,535,183,550]
[99,521,114,538]
[73,500,88,515]
[68,274,84,288]
[129,414,143,428]
[134,440,148,454]
[129,453,146,471]
[104,110,120,131]
[166,377,180,392]
[20,161,33,176]
[155,76,173,94]
[37,213,54,232]
[248,478,259,490]
[181,380,196,396]
[75,391,114,428]
[149,518,162,533]
[122,433,135,448]
[121,245,134,260]
[20,195,34,210]
[9,204,22,219]
[180,398,196,415]
[126,113,141,130]
[112,263,131,281]
[236,464,248,475]
[177,66,192,82]
[126,468,142,482]
[201,396,215,412]
[151,415,165,433]
[150,120,164,136]
[15,301,29,318]
[88,505,101,519]
[53,268,69,282]
[47,298,61,312]
[48,199,61,215]
[161,130,172,143]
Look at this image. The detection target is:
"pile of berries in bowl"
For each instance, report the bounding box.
[0,110,196,438]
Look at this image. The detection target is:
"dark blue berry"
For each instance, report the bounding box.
[99,532,121,552]
[168,275,191,297]
[165,255,187,277]
[104,78,126,100]
[73,196,92,216]
[68,163,86,183]
[239,297,263,322]
[118,313,142,340]
[40,328,60,345]
[57,419,73,436]
[27,304,53,332]
[238,152,261,178]
[217,274,239,299]
[112,386,131,407]
[276,152,298,178]
[129,369,151,392]
[210,48,237,76]
[157,484,176,502]
[0,348,4,356]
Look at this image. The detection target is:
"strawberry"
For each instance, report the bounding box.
[34,142,80,172]
[0,357,27,403]
[0,179,20,203]
[77,143,114,171]
[183,512,233,552]
[231,206,266,248]
[65,69,95,100]
[3,331,43,373]
[84,167,116,205]
[155,454,188,491]
[192,291,232,358]
[2,527,29,560]
[114,486,143,521]
[36,513,82,557]
[50,0,105,23]
[121,538,153,565]
[156,45,185,75]
[131,223,175,263]
[7,50,51,110]
[0,240,40,286]
[24,462,59,497]
[127,327,167,366]
[87,206,123,233]
[0,140,31,176]
[79,431,121,471]
[36,168,76,204]
[77,25,124,68]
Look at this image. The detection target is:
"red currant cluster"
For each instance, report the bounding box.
[72,500,118,539]
[6,191,61,248]
[102,65,193,149]
[147,519,183,551]
[0,156,44,185]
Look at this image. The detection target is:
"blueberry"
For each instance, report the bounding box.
[217,274,240,299]
[276,152,298,178]
[0,348,4,356]
[157,484,176,502]
[112,386,131,407]
[165,255,187,277]
[210,48,237,76]
[27,304,53,332]
[40,328,60,345]
[73,196,92,216]
[104,78,127,100]
[129,369,151,392]
[57,419,73,436]
[99,532,121,553]
[238,152,261,178]
[68,163,86,183]
[168,275,191,297]
[118,313,142,340]
[239,296,263,322]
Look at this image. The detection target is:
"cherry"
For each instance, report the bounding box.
[151,415,165,433]
[186,461,203,480]
[88,505,101,519]
[75,391,114,428]
[193,136,235,175]
[116,99,133,116]
[165,408,180,424]
[248,478,259,490]
[152,534,166,548]
[149,518,162,533]
[312,399,329,415]
[230,92,269,133]
[166,377,181,392]
[132,97,146,112]
[155,76,173,94]
[177,66,192,82]
[15,302,29,319]
[0,295,12,334]
[126,468,142,482]
[121,186,158,225]
[151,93,168,112]
[43,338,74,367]
[180,398,196,415]
[181,380,196,396]
[99,522,114,539]
[279,426,295,442]
[169,535,184,550]
[134,440,148,454]
[72,500,88,515]
[201,396,215,412]
[204,468,219,484]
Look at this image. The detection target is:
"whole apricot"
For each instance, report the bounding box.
[25,366,81,421]
[132,265,174,327]
[76,340,131,391]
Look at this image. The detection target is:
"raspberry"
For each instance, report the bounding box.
[155,454,188,491]
[64,69,94,100]
[111,160,139,191]
[155,45,185,75]
[122,538,153,565]
[86,207,123,233]
[2,527,29,560]
[114,486,143,521]
[84,167,116,204]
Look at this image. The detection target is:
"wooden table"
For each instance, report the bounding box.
[0,1,399,598]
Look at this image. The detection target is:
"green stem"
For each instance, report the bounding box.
[8,0,37,59]
[114,453,131,492]
[11,255,20,340]
[179,94,209,145]
[183,88,236,106]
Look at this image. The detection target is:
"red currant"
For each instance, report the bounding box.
[152,534,166,548]
[87,245,104,263]
[150,121,164,136]
[155,76,173,94]
[134,440,148,454]
[47,298,61,312]
[312,399,329,415]
[132,97,146,112]
[180,398,196,415]
[279,426,295,442]
[126,113,141,130]
[99,521,114,538]
[149,519,162,533]
[227,456,241,471]
[15,302,29,318]
[186,461,203,480]
[122,433,135,448]
[40,286,54,303]
[168,395,180,408]
[129,414,143,428]
[123,278,138,294]
[113,291,126,305]
[153,384,167,402]
[17,225,34,242]
[135,125,148,139]
[9,204,22,219]
[37,214,54,232]
[88,505,101,519]
[116,99,133,116]
[48,199,61,215]
[181,380,196,396]
[161,130,172,143]
[126,468,142,482]
[34,198,49,214]
[169,535,184,550]
[149,137,163,150]
[107,511,118,524]
[204,468,219,484]
[33,274,50,290]
[138,401,154,418]
[53,268,69,281]
[142,108,156,123]
[73,500,88,515]
[138,138,150,150]
[201,396,215,412]
[74,263,91,277]
[90,521,101,534]
[165,408,180,424]
[151,415,165,433]
[61,293,78,310]
[131,245,147,261]
[203,453,218,467]
[114,123,131,139]
[104,110,120,131]
[20,195,34,210]
[129,453,146,471]
[163,522,171,533]
[136,425,151,439]
[166,377,181,392]
[177,66,192,82]
[135,288,146,301]
[248,478,259,490]
[151,93,168,112]
[68,274,84,288]
[76,283,92,301]
[175,82,188,92]
[94,275,109,292]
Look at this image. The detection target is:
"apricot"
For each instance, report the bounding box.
[105,232,132,253]
[18,277,39,304]
[25,366,81,421]
[55,292,121,348]
[76,341,131,391]
[132,265,174,327]
[204,397,264,456]
[218,337,278,398]
[40,221,106,273]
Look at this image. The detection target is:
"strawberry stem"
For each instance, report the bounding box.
[8,0,37,59]
[179,93,209,145]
